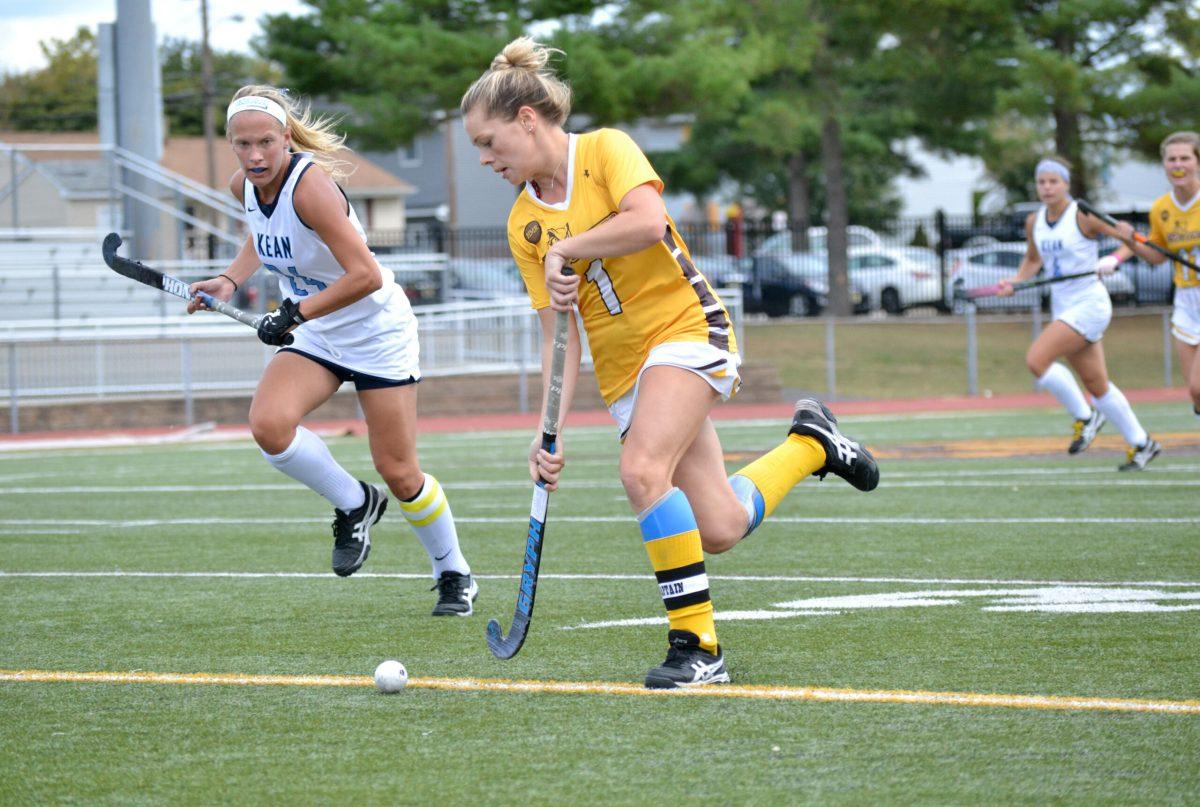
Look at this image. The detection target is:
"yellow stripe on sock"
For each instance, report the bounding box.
[405,499,447,527]
[399,477,440,514]
[644,531,704,571]
[735,434,824,519]
[667,600,718,654]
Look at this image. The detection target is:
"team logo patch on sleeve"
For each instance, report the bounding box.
[524,221,542,244]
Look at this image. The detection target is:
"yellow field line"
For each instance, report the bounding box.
[2,668,1197,714]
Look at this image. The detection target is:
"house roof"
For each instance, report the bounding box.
[0,131,414,198]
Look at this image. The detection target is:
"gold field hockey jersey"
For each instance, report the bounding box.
[1148,192,1200,289]
[507,128,736,404]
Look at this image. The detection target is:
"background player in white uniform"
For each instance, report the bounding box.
[999,157,1160,471]
[187,86,478,615]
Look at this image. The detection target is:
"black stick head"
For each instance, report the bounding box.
[101,232,123,268]
[951,277,967,301]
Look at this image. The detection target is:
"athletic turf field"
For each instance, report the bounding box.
[2,402,1198,803]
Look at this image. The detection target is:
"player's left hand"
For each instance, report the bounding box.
[256,298,306,346]
[529,434,565,491]
[544,249,579,311]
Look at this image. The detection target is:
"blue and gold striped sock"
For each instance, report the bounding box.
[639,487,717,654]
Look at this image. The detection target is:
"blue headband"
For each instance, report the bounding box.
[1035,159,1070,183]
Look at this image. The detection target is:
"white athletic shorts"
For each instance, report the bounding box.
[607,341,742,438]
[283,290,421,383]
[1171,286,1200,346]
[1051,283,1112,343]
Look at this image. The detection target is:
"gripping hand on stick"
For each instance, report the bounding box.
[256,298,307,346]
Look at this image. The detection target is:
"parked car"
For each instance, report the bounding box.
[746,226,880,316]
[940,202,1041,250]
[844,246,944,313]
[945,241,1137,313]
[447,258,527,299]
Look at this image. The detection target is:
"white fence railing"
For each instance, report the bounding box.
[0,289,744,433]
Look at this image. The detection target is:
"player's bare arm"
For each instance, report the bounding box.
[998,214,1043,296]
[290,167,385,321]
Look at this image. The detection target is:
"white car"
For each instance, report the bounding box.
[845,246,943,313]
[945,242,1136,312]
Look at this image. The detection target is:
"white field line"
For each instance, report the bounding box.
[4,570,1200,587]
[1,668,1196,714]
[2,479,1200,495]
[2,515,1196,528]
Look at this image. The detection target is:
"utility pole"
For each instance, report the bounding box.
[200,0,217,259]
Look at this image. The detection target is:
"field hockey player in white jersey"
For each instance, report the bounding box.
[998,156,1160,471]
[187,86,479,615]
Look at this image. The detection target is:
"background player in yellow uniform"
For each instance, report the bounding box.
[1108,131,1200,422]
[461,37,879,688]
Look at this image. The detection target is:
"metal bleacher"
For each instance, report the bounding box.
[0,236,183,320]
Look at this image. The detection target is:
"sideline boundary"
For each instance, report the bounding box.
[0,387,1187,451]
[3,668,1197,715]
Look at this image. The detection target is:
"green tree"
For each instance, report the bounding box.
[259,1,613,150]
[0,27,97,131]
[160,38,281,136]
[993,0,1200,201]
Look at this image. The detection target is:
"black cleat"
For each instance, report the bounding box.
[1068,408,1106,454]
[645,630,730,689]
[788,398,880,492]
[1118,438,1161,472]
[331,481,387,577]
[431,571,478,616]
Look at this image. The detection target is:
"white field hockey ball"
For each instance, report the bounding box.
[373,660,408,693]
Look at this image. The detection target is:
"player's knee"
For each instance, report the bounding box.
[1025,351,1046,376]
[374,457,423,500]
[248,412,294,456]
[618,454,671,507]
[700,530,739,555]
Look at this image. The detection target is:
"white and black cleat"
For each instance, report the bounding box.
[644,630,730,689]
[1068,408,1106,454]
[431,571,479,616]
[331,481,387,577]
[1118,438,1161,472]
[788,398,880,492]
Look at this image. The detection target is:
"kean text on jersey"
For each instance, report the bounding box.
[256,233,293,260]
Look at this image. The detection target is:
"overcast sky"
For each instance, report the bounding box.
[0,0,312,74]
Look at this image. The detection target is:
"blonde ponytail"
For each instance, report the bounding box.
[460,37,572,124]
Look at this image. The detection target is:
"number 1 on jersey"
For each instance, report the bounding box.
[586,259,623,315]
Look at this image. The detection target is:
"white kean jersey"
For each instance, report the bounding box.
[1033,200,1104,305]
[243,152,420,381]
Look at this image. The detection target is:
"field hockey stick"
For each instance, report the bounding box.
[953,270,1104,301]
[102,233,292,345]
[1076,198,1200,272]
[486,295,571,660]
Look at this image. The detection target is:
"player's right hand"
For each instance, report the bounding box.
[529,434,565,491]
[996,277,1017,298]
[187,276,235,314]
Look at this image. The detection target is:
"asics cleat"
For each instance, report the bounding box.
[431,571,479,616]
[1118,438,1161,472]
[1068,408,1106,454]
[645,630,730,689]
[788,398,880,492]
[331,481,387,577]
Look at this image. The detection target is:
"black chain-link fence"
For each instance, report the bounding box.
[366,211,1172,314]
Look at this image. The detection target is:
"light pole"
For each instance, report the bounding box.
[200,0,217,259]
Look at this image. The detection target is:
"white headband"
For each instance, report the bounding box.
[226,96,288,128]
[1035,159,1070,183]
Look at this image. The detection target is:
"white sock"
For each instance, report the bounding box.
[398,474,469,578]
[1093,384,1149,447]
[1035,363,1092,421]
[262,426,365,511]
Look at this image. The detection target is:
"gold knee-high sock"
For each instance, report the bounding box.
[730,435,825,528]
[639,488,718,654]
